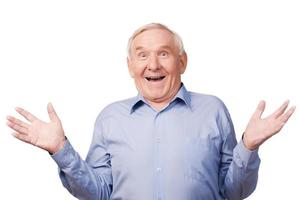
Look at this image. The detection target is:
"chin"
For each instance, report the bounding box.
[148,90,166,98]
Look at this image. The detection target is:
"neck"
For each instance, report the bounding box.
[146,83,182,112]
[148,101,169,112]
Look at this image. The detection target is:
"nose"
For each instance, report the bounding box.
[147,53,161,71]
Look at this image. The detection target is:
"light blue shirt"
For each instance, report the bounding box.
[52,84,260,200]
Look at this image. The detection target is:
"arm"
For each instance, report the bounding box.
[220,131,260,200]
[219,100,295,200]
[6,103,112,200]
[52,115,113,200]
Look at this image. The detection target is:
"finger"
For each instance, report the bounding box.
[47,103,59,122]
[272,100,290,119]
[6,116,30,129]
[15,107,38,122]
[11,132,31,144]
[252,100,266,119]
[7,121,28,135]
[279,106,296,123]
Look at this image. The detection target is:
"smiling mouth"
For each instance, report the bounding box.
[145,76,166,82]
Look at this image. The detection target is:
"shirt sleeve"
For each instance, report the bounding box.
[51,115,112,200]
[218,104,261,200]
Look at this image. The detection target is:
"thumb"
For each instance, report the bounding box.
[47,103,59,122]
[252,100,266,119]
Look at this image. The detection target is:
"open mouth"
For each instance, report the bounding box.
[145,76,166,82]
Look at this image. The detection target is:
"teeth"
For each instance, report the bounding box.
[146,76,165,81]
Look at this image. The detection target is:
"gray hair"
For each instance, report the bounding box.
[127,23,185,57]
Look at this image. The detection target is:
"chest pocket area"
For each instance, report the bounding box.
[184,133,220,182]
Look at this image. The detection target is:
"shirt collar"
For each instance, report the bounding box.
[173,83,191,108]
[129,83,191,114]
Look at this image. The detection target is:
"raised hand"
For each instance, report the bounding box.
[6,103,66,154]
[243,100,296,150]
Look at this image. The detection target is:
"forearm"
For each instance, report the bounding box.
[51,140,112,200]
[223,140,260,200]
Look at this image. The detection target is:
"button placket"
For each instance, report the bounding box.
[154,112,163,200]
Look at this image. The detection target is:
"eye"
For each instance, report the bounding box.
[137,52,148,60]
[159,51,168,58]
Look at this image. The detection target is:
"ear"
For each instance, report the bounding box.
[127,57,135,78]
[179,52,188,74]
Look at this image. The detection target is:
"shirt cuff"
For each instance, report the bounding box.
[51,139,77,169]
[233,140,260,168]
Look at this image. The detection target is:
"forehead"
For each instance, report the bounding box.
[131,28,177,51]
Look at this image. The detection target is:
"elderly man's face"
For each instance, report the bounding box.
[127,29,187,108]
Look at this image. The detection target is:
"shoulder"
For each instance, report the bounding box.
[95,96,136,122]
[189,91,227,112]
[188,91,233,131]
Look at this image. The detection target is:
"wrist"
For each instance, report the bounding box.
[49,136,67,154]
[242,132,258,151]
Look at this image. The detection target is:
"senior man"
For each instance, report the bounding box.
[7,23,295,200]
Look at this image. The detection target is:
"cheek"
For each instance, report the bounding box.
[130,65,146,77]
[161,59,180,72]
[164,64,182,75]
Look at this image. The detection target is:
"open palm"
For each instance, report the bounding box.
[243,100,296,150]
[7,103,66,154]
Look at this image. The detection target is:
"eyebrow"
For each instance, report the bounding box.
[134,45,173,52]
[158,45,173,51]
[134,46,144,51]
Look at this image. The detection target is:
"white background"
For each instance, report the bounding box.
[0,0,300,199]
